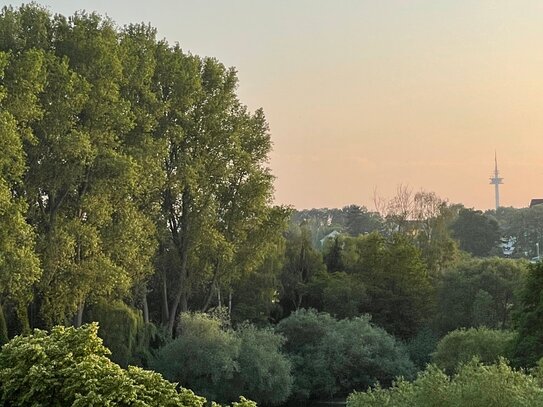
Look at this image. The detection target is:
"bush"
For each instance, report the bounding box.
[0,323,208,407]
[432,327,515,374]
[276,309,415,401]
[151,312,240,403]
[151,312,292,405]
[233,324,293,405]
[347,359,543,407]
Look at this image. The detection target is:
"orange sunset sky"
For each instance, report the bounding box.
[6,0,543,210]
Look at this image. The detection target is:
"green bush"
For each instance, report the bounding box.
[233,324,293,405]
[151,312,240,403]
[151,312,292,405]
[276,309,415,401]
[0,323,208,407]
[432,327,515,374]
[347,359,543,407]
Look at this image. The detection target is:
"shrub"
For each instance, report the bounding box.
[150,312,241,403]
[0,323,208,407]
[276,309,415,401]
[432,327,515,374]
[233,324,293,405]
[347,359,543,407]
[151,312,292,405]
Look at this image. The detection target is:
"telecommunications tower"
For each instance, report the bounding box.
[489,152,503,210]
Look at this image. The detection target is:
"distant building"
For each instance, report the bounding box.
[489,152,503,210]
[529,199,543,208]
[319,230,341,246]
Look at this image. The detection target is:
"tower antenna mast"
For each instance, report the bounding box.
[489,151,503,210]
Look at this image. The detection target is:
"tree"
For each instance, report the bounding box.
[157,54,282,335]
[305,271,367,319]
[451,208,500,256]
[341,233,434,339]
[511,262,543,367]
[342,204,382,236]
[412,192,459,274]
[494,205,543,258]
[0,49,41,336]
[230,241,285,325]
[279,224,326,314]
[151,312,292,405]
[232,324,293,406]
[432,327,515,374]
[276,309,415,401]
[434,258,526,334]
[0,6,159,328]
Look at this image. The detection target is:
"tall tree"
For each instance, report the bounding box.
[279,224,326,314]
[451,208,500,257]
[0,6,158,327]
[158,56,283,335]
[0,51,41,336]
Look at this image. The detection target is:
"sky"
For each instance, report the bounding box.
[4,0,543,210]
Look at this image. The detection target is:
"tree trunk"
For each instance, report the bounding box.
[0,302,8,345]
[142,290,149,324]
[166,189,191,337]
[167,251,188,336]
[162,275,169,324]
[74,300,84,328]
[228,290,232,316]
[17,303,30,334]
[202,260,220,312]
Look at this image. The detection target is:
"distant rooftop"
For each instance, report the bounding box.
[529,199,543,208]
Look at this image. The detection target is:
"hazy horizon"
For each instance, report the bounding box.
[4,0,543,210]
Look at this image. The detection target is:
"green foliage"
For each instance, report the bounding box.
[347,359,543,407]
[230,242,284,324]
[305,270,367,319]
[232,324,293,405]
[511,262,543,367]
[151,312,240,403]
[406,327,438,370]
[279,224,326,313]
[151,312,291,405]
[0,51,41,332]
[494,205,543,258]
[276,309,415,401]
[341,233,434,339]
[0,304,7,345]
[87,299,157,367]
[0,323,208,407]
[451,208,500,257]
[435,258,527,334]
[432,327,516,374]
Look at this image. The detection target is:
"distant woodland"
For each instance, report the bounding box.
[2,5,543,407]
